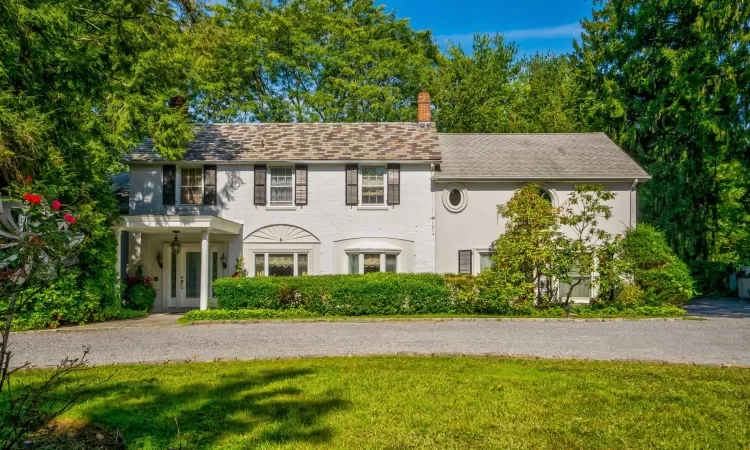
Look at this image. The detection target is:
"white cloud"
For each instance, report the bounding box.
[436,22,583,45]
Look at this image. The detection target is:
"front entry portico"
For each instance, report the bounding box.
[114,215,243,311]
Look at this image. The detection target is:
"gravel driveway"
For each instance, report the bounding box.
[9,318,750,367]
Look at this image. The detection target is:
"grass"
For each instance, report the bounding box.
[11,356,750,449]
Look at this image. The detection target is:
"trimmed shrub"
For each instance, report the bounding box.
[181,308,316,322]
[214,273,453,315]
[615,284,645,308]
[621,224,696,305]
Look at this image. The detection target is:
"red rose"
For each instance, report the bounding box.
[52,200,61,210]
[23,193,42,204]
[63,213,78,224]
[25,176,32,182]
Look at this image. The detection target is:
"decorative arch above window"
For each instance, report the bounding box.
[244,224,320,243]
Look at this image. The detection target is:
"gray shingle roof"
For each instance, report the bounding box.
[435,133,650,181]
[127,123,440,162]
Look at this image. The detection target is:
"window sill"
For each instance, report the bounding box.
[265,206,297,211]
[357,205,390,210]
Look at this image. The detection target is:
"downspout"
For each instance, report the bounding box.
[430,163,437,271]
[630,179,639,228]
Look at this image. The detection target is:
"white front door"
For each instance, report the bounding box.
[163,243,224,309]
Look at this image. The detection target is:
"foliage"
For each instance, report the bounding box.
[122,267,156,311]
[433,34,589,134]
[198,0,439,122]
[180,308,316,322]
[0,179,85,450]
[8,357,749,448]
[573,304,685,318]
[555,184,616,305]
[482,183,562,310]
[620,224,696,305]
[214,273,454,315]
[233,256,248,278]
[575,0,750,269]
[614,284,645,309]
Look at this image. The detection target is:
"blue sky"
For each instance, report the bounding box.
[377,0,594,56]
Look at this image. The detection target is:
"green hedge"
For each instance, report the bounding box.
[180,308,316,322]
[214,273,454,315]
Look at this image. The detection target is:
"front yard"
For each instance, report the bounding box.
[14,356,750,449]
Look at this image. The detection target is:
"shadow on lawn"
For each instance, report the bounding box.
[72,367,349,448]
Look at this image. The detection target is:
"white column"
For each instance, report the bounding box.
[114,228,122,281]
[200,229,210,310]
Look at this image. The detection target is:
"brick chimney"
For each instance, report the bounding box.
[417,91,431,124]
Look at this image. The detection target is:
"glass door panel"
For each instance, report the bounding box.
[185,252,201,299]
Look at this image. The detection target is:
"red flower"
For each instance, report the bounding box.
[23,193,42,204]
[25,176,32,182]
[52,200,61,210]
[63,213,78,224]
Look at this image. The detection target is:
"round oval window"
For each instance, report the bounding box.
[448,189,463,207]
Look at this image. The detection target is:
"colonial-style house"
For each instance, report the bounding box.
[116,93,650,311]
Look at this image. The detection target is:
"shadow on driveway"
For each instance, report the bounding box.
[684,298,750,319]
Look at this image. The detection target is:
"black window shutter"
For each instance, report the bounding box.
[295,164,308,205]
[345,164,358,205]
[204,165,217,205]
[458,250,472,274]
[387,163,400,205]
[254,164,267,205]
[162,165,176,205]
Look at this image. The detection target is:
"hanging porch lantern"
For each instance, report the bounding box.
[170,230,182,255]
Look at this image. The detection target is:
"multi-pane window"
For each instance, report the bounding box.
[361,167,386,205]
[254,253,309,276]
[181,168,203,204]
[269,167,294,206]
[559,271,592,300]
[348,253,398,274]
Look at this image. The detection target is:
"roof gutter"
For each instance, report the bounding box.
[433,176,652,183]
[125,159,442,165]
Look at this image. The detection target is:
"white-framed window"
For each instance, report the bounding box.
[180,167,203,205]
[360,167,387,206]
[347,253,398,274]
[269,167,294,206]
[559,271,592,301]
[478,251,494,272]
[254,252,309,276]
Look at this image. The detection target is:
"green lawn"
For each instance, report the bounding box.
[13,357,750,449]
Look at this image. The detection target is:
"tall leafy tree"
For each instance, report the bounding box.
[575,0,750,266]
[432,34,524,132]
[433,34,589,134]
[0,0,208,320]
[197,0,439,122]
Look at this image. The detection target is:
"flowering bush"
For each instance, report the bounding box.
[122,266,156,311]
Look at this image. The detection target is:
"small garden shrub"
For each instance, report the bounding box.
[621,224,696,305]
[122,268,157,311]
[215,273,454,315]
